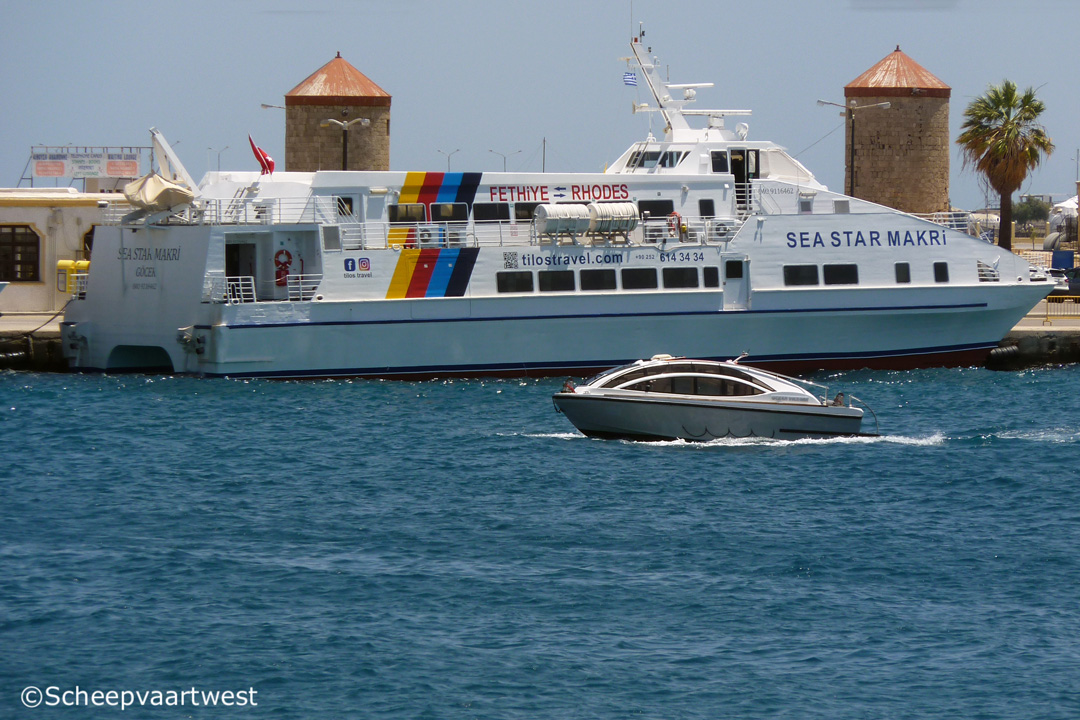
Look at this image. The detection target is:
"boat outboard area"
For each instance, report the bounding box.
[59,27,1053,379]
[553,354,877,441]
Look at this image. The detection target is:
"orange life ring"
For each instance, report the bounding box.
[274,249,293,269]
[667,211,682,237]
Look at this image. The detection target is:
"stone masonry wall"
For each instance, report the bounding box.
[846,95,950,214]
[285,105,391,172]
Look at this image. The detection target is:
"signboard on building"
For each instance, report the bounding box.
[30,148,143,179]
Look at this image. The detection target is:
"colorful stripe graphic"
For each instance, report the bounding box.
[389,171,484,247]
[396,171,483,209]
[386,248,479,299]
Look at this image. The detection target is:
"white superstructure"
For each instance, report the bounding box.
[60,29,1051,378]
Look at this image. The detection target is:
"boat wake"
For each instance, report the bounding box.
[522,431,947,447]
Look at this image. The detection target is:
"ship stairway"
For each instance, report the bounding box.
[222,187,248,223]
[735,182,751,218]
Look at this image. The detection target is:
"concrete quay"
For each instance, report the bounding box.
[2,307,1079,374]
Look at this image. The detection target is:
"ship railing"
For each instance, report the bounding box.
[331,217,742,250]
[286,273,323,302]
[913,211,973,233]
[976,260,1001,282]
[748,186,785,216]
[70,273,89,300]
[223,276,257,304]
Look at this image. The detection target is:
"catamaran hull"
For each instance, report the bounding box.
[62,284,1042,378]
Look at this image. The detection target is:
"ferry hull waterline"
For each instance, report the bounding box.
[60,29,1051,379]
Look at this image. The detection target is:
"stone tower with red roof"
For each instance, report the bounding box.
[844,47,950,213]
[284,52,391,172]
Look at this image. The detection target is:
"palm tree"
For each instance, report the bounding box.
[957,80,1053,252]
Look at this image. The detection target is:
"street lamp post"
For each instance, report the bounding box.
[817,99,891,197]
[207,145,229,172]
[320,117,370,170]
[488,149,521,172]
[437,149,460,172]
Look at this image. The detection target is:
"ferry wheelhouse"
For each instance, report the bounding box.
[60,29,1052,378]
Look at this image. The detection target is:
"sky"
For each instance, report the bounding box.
[2,0,1077,211]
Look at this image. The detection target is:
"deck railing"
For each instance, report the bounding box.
[286,273,323,302]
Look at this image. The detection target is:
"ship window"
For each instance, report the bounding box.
[724,260,743,279]
[695,377,763,396]
[834,199,850,214]
[388,203,425,223]
[783,265,819,286]
[580,268,617,291]
[621,268,658,290]
[473,202,510,222]
[496,271,534,293]
[711,151,729,173]
[671,376,695,394]
[663,267,699,288]
[336,196,355,217]
[637,200,675,219]
[823,264,859,285]
[704,266,720,287]
[799,196,814,214]
[638,151,662,168]
[514,202,540,221]
[321,225,342,252]
[659,151,688,168]
[0,225,40,282]
[431,202,468,222]
[538,270,575,292]
[699,199,715,218]
[895,262,911,283]
[629,376,673,393]
[934,262,949,283]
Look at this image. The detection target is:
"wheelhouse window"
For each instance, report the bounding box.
[823,264,859,285]
[580,268,617,291]
[703,266,720,288]
[538,270,575,292]
[783,265,819,286]
[473,202,510,222]
[895,262,911,283]
[710,151,729,173]
[621,268,658,290]
[430,202,468,222]
[388,203,425,223]
[934,262,949,283]
[0,225,40,282]
[658,150,688,168]
[629,150,662,169]
[662,267,699,289]
[496,271,534,293]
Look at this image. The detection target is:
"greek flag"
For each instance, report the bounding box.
[623,72,638,87]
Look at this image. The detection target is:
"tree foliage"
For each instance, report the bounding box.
[956,80,1053,251]
[1013,197,1050,226]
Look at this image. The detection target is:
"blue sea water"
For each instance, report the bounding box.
[2,365,1080,719]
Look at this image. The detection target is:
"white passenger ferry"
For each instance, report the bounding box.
[60,29,1051,378]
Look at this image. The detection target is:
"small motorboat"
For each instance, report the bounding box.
[553,354,877,441]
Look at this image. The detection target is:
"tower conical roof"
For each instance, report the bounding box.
[285,52,391,107]
[845,47,950,99]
